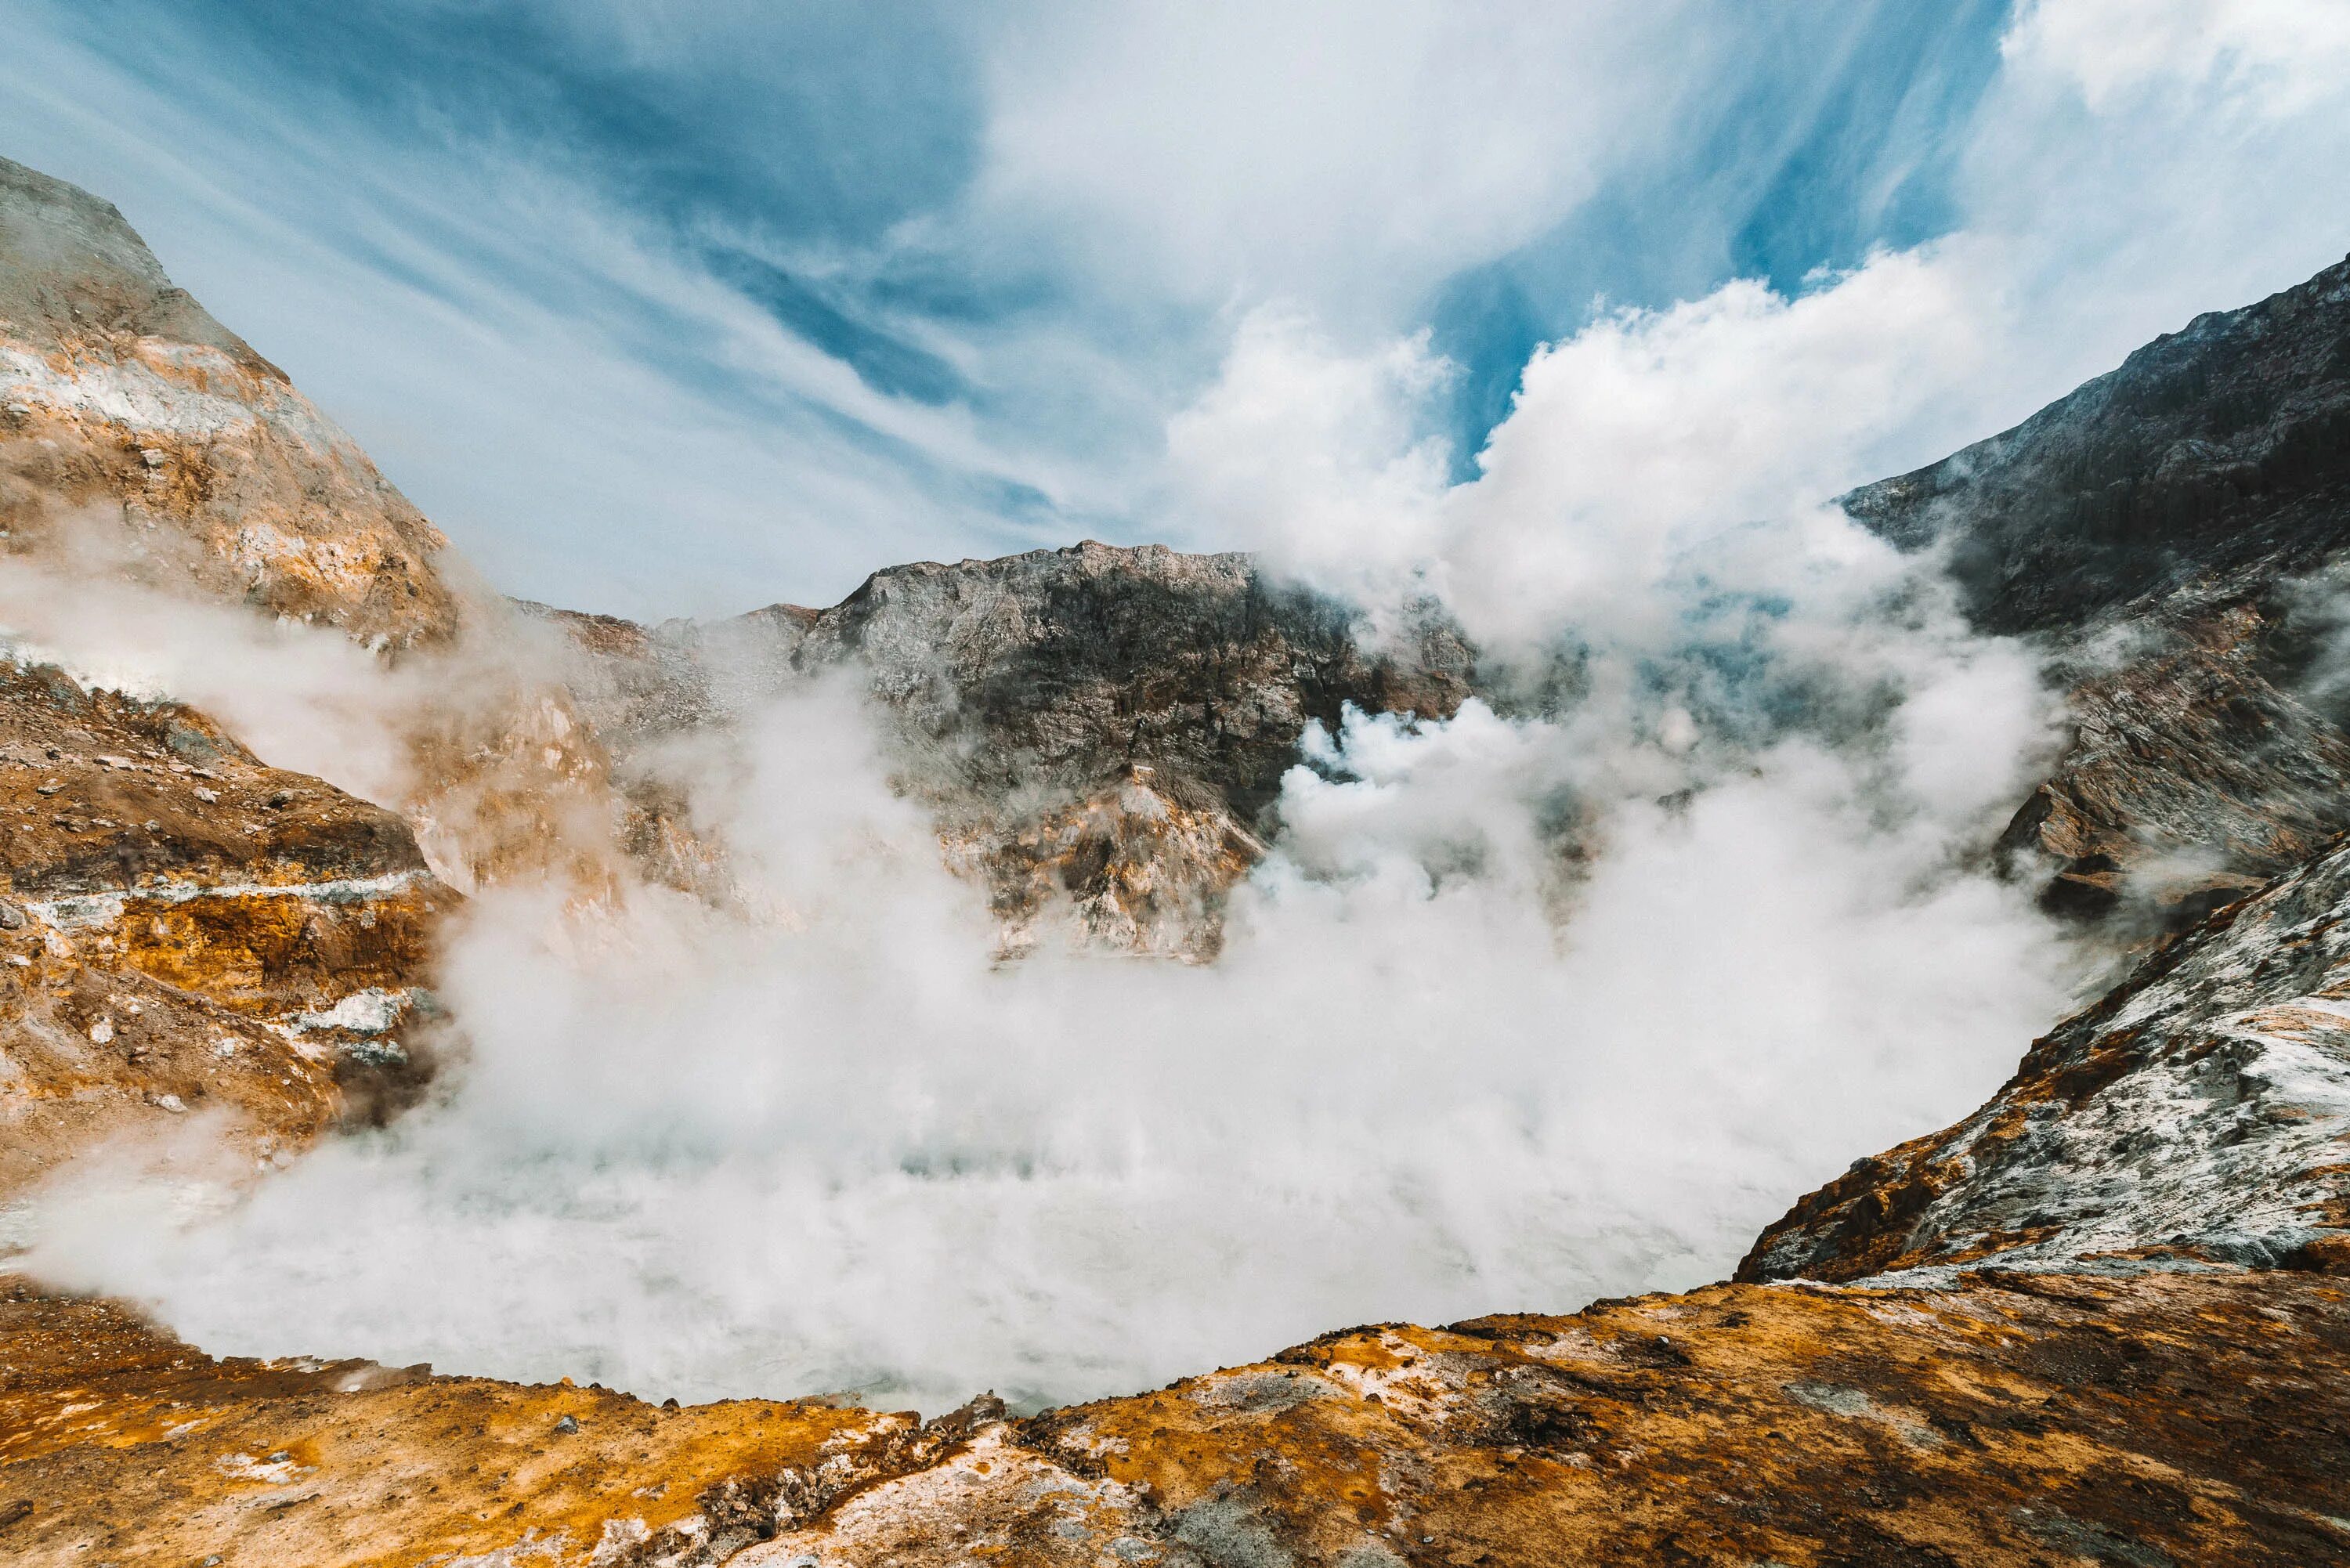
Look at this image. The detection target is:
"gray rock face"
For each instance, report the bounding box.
[1749,251,2350,1284]
[783,542,1471,818]
[533,542,1473,954]
[1846,254,2350,927]
[1846,254,2350,635]
[1739,819,2350,1284]
[1995,602,2350,927]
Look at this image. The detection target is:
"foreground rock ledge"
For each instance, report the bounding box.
[5,1265,2345,1567]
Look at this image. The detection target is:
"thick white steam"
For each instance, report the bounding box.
[14,327,2081,1413]
[27,645,2071,1411]
[42,0,2350,1414]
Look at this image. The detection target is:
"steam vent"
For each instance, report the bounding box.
[5,7,2350,1563]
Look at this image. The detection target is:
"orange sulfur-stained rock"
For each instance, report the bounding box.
[19,1264,2332,1567]
[0,156,457,650]
[0,657,457,1195]
[0,1278,959,1568]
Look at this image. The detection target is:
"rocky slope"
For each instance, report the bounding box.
[1851,256,2350,929]
[1991,600,2350,924]
[0,154,645,905]
[1740,815,2350,1284]
[0,156,457,649]
[0,158,577,1196]
[8,1264,2344,1566]
[532,544,1472,956]
[1847,255,2350,638]
[1728,251,2350,1294]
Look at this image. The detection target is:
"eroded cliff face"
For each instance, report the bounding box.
[0,159,514,1195]
[0,157,457,649]
[1847,256,2350,936]
[533,543,1473,956]
[0,658,454,1198]
[0,156,646,908]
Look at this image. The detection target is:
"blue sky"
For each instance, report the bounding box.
[5,2,2346,616]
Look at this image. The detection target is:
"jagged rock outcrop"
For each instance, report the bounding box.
[0,157,457,649]
[534,544,1473,955]
[1741,816,2350,1285]
[0,658,454,1195]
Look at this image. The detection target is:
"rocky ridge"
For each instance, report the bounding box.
[0,159,2347,1564]
[0,153,650,906]
[1748,253,2350,1286]
[532,544,1471,956]
[1846,254,2350,638]
[0,156,457,649]
[1850,255,2350,931]
[0,657,454,1197]
[0,159,602,1198]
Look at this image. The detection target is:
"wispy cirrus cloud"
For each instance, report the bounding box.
[6,2,2345,623]
[1,2,2037,616]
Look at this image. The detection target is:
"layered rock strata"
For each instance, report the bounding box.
[0,156,637,903]
[1994,602,2350,924]
[0,657,454,1193]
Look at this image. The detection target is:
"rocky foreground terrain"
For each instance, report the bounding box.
[1,158,2347,1563]
[6,1266,2344,1567]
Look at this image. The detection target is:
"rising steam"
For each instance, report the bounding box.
[6,246,2097,1414]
